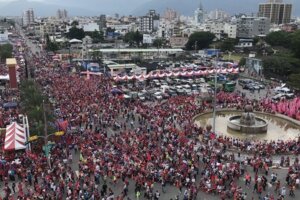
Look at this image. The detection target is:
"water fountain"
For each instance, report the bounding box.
[227,105,268,133]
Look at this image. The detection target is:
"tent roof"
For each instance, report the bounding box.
[3,102,18,109]
[4,122,26,151]
[69,38,82,43]
[0,74,9,80]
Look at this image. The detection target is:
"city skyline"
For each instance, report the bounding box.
[0,0,299,17]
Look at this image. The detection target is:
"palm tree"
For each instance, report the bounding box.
[20,80,54,136]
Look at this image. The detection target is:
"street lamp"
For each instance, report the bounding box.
[28,131,64,169]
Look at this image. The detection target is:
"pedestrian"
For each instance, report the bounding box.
[289,185,295,197]
[280,186,286,197]
[162,179,166,193]
[136,190,141,200]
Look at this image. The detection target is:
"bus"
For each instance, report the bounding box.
[224,81,236,92]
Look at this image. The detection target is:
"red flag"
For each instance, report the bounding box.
[58,120,68,131]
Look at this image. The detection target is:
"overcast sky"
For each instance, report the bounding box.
[0,0,298,16]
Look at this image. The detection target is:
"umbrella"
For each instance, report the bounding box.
[111,88,123,95]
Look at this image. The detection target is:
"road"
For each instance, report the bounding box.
[2,26,299,200]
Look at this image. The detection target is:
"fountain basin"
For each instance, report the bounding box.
[228,115,268,133]
[194,110,300,141]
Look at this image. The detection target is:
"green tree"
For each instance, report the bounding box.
[124,30,143,47]
[71,20,79,27]
[220,38,236,51]
[185,32,215,50]
[88,30,104,43]
[290,30,300,58]
[288,73,300,89]
[20,80,55,136]
[0,43,13,61]
[265,31,291,48]
[152,38,167,48]
[262,56,300,80]
[239,57,246,66]
[45,35,59,52]
[67,27,85,40]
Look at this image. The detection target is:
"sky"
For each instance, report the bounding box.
[0,0,298,17]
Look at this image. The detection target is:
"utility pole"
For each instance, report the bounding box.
[42,100,51,168]
[212,48,218,133]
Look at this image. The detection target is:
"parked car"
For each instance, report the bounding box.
[168,90,177,97]
[272,93,285,101]
[138,93,146,101]
[153,92,163,100]
[243,84,254,90]
[239,79,252,87]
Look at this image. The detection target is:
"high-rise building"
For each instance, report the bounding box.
[208,9,229,21]
[57,9,68,19]
[22,8,34,26]
[258,0,292,24]
[140,10,160,33]
[237,16,270,38]
[194,1,205,25]
[99,15,107,30]
[164,8,178,21]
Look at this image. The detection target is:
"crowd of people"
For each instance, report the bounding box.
[0,35,300,200]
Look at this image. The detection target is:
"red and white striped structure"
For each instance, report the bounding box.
[4,122,27,151]
[113,68,239,81]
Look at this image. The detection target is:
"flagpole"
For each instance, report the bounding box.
[21,115,28,150]
[25,115,31,151]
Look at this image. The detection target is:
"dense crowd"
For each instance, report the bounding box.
[0,39,300,200]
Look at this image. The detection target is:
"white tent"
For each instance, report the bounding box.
[0,74,9,81]
[69,38,82,43]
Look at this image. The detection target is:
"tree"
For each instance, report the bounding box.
[67,27,85,40]
[124,30,143,47]
[71,20,79,27]
[185,32,215,50]
[265,31,291,48]
[152,38,167,48]
[0,43,13,61]
[290,30,300,58]
[288,73,300,89]
[220,38,236,52]
[20,80,54,136]
[45,35,59,52]
[262,56,300,80]
[87,30,104,43]
[239,57,246,66]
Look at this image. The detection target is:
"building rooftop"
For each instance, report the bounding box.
[89,48,183,53]
[6,58,17,66]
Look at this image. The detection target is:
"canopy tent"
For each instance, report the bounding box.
[0,74,9,81]
[113,68,239,81]
[3,102,18,109]
[4,122,27,151]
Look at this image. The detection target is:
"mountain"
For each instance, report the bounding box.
[132,0,300,16]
